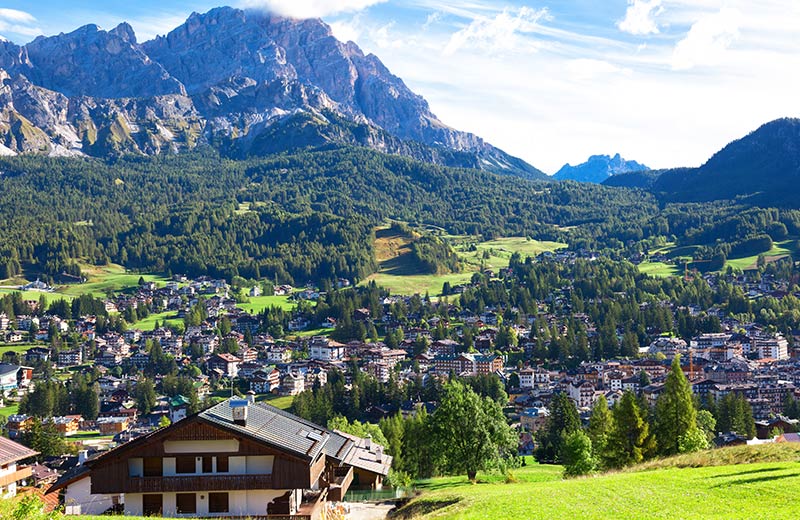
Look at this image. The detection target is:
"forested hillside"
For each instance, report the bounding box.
[0,147,661,286]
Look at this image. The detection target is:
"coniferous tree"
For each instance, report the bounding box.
[535,392,581,464]
[655,355,699,456]
[588,395,613,464]
[604,391,653,469]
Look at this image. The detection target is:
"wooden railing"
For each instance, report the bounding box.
[0,466,32,488]
[126,473,273,493]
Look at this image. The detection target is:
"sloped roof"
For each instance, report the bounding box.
[199,400,330,461]
[0,435,38,466]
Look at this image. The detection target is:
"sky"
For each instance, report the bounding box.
[1,0,799,173]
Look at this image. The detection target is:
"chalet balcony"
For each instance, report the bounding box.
[0,465,32,488]
[327,466,354,502]
[126,473,273,493]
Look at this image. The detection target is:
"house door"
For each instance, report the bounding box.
[142,494,163,516]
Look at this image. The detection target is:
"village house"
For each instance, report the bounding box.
[207,353,242,378]
[308,338,346,362]
[0,436,38,498]
[48,397,391,517]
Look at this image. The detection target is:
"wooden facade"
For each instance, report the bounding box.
[90,418,324,495]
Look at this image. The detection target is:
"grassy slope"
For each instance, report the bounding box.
[394,445,800,520]
[365,228,566,296]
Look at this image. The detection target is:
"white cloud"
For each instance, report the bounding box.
[618,0,663,35]
[443,7,550,56]
[239,0,386,19]
[566,59,630,81]
[0,8,41,37]
[671,7,743,70]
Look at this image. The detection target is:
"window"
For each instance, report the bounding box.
[176,493,196,514]
[202,456,213,473]
[142,494,163,516]
[143,457,162,477]
[176,456,195,474]
[216,456,229,473]
[208,492,229,513]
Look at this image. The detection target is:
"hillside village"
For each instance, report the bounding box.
[2,246,800,514]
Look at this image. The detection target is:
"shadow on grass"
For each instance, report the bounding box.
[389,498,461,519]
[713,472,800,488]
[708,467,785,479]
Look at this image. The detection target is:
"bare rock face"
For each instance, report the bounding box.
[0,7,544,178]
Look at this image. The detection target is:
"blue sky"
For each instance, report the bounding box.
[2,0,799,173]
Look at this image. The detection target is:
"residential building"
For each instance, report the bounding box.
[49,398,390,517]
[0,436,38,497]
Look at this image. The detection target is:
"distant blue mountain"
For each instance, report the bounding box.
[553,153,648,183]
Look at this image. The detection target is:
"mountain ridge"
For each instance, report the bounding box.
[553,153,648,183]
[605,118,800,205]
[0,6,546,179]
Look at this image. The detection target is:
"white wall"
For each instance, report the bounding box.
[126,490,290,517]
[229,456,246,475]
[64,477,118,516]
[246,455,274,474]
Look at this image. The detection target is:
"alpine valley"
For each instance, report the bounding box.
[5,5,800,520]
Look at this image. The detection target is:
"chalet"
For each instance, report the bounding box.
[250,368,281,394]
[97,417,130,436]
[46,416,82,436]
[207,354,242,378]
[0,312,9,330]
[249,286,262,298]
[6,414,33,440]
[0,436,38,498]
[49,398,391,517]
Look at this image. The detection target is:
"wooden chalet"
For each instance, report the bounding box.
[49,396,391,517]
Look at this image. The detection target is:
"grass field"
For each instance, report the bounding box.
[365,229,567,296]
[257,394,294,410]
[455,237,567,272]
[130,311,183,331]
[236,295,295,314]
[0,344,34,354]
[724,240,796,271]
[395,446,800,520]
[636,261,682,277]
[0,402,19,416]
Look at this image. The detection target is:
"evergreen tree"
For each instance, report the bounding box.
[654,355,698,456]
[535,392,581,464]
[604,391,652,469]
[588,395,613,464]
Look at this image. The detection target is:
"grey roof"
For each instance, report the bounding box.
[0,363,20,377]
[0,435,38,466]
[336,431,393,477]
[199,400,331,461]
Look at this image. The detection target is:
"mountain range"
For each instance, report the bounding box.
[0,6,545,179]
[605,118,800,206]
[553,153,647,183]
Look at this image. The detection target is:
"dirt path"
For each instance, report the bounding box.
[346,501,397,520]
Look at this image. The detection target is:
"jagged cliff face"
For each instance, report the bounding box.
[0,7,544,178]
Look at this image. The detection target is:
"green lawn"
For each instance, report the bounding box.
[364,271,476,297]
[724,240,796,271]
[257,394,294,410]
[237,295,295,314]
[59,264,167,298]
[395,447,800,520]
[68,431,116,441]
[636,261,682,277]
[0,289,74,303]
[456,237,567,272]
[0,344,35,354]
[131,311,183,331]
[0,402,19,417]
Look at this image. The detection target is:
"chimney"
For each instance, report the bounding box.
[230,398,249,427]
[375,445,383,463]
[78,450,88,466]
[365,434,372,450]
[247,390,256,405]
